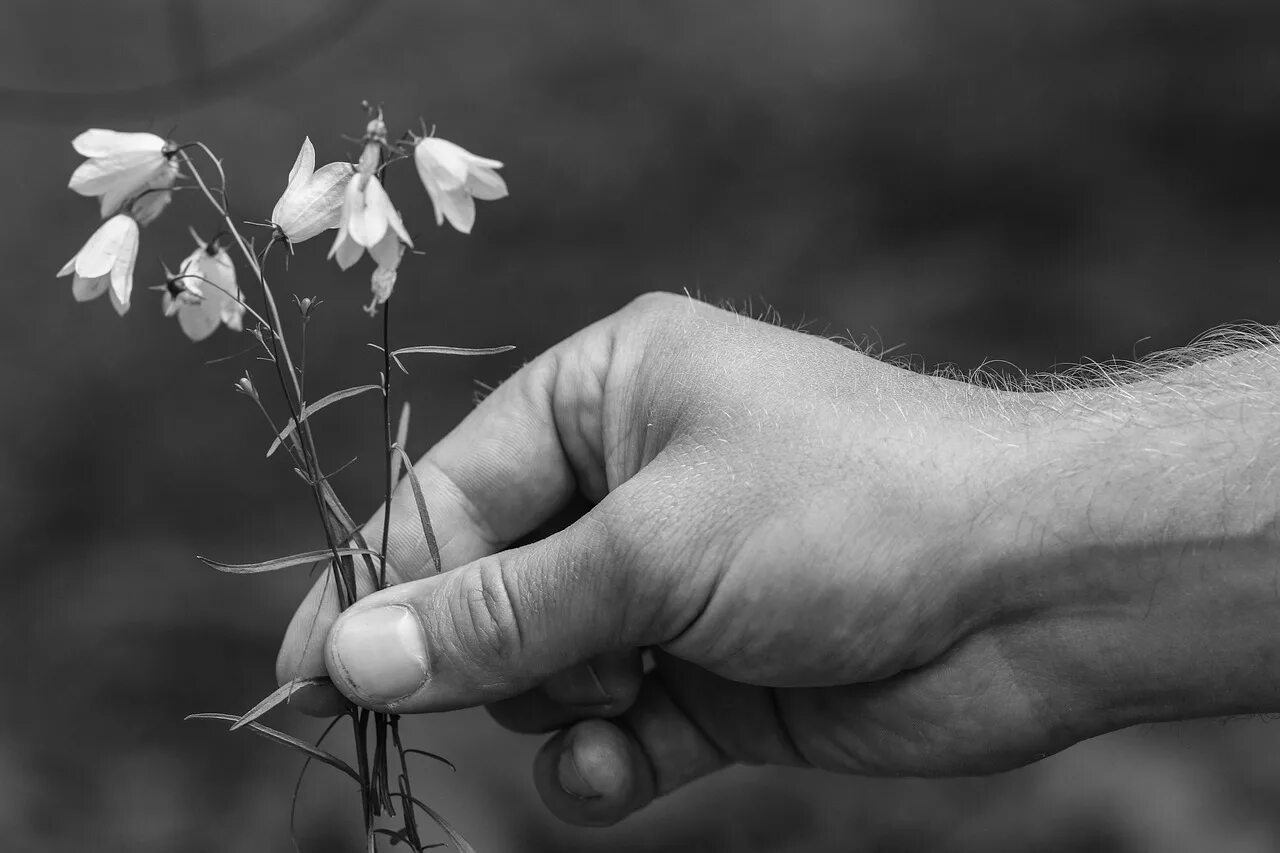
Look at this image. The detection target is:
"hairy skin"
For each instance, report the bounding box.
[276,292,1280,826]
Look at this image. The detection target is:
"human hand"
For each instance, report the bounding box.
[276,293,1280,825]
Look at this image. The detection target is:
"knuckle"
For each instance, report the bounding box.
[455,556,525,667]
[624,290,687,317]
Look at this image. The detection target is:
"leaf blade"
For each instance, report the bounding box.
[392,402,411,491]
[231,677,335,730]
[392,444,441,574]
[198,547,380,574]
[391,345,514,358]
[403,748,456,772]
[395,793,476,853]
[185,713,361,783]
[267,383,382,457]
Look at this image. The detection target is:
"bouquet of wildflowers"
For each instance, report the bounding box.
[59,105,511,852]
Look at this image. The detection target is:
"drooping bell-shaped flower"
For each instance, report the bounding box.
[328,173,413,271]
[56,214,140,315]
[68,129,179,220]
[165,230,245,341]
[270,137,355,245]
[413,136,508,234]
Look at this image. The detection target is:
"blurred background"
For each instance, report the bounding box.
[4,0,1280,850]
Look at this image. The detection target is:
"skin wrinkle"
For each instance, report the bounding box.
[414,455,501,555]
[550,344,608,502]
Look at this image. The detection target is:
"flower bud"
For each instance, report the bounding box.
[235,374,258,400]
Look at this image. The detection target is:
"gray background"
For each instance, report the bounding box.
[4,1,1280,850]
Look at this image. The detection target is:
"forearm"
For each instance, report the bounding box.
[976,339,1280,730]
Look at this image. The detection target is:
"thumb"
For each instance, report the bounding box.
[323,501,654,712]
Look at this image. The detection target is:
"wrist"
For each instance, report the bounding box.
[970,376,1280,732]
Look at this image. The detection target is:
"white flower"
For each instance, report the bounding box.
[56,214,139,315]
[328,173,413,271]
[413,137,508,234]
[166,230,245,341]
[270,137,355,245]
[68,129,179,219]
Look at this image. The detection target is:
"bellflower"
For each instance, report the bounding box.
[328,173,413,271]
[56,214,139,315]
[413,136,508,234]
[68,129,179,219]
[270,138,355,245]
[165,230,245,341]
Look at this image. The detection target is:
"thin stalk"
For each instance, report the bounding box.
[299,312,309,400]
[180,147,356,606]
[391,717,424,850]
[380,303,393,589]
[354,709,373,832]
[243,380,308,472]
[183,145,372,836]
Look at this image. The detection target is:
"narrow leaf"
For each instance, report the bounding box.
[395,793,477,853]
[231,677,334,730]
[372,830,445,853]
[367,343,410,374]
[391,345,514,358]
[403,748,456,772]
[199,547,380,574]
[392,444,441,573]
[185,713,361,783]
[268,384,382,457]
[373,828,409,847]
[392,402,411,490]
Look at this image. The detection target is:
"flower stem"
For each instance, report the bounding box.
[179,147,357,607]
[380,302,393,590]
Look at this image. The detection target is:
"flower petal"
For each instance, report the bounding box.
[74,215,133,279]
[439,187,476,234]
[346,177,389,248]
[221,293,246,331]
[328,222,364,270]
[57,255,76,277]
[368,231,404,269]
[199,248,237,304]
[385,202,413,249]
[414,138,470,191]
[422,177,445,226]
[109,286,129,316]
[276,162,355,242]
[288,137,315,186]
[72,274,109,302]
[467,167,509,201]
[271,137,317,226]
[69,150,166,197]
[178,295,221,341]
[72,129,165,158]
[108,218,140,309]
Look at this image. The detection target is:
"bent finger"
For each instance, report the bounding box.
[488,652,644,734]
[276,318,624,704]
[532,672,730,826]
